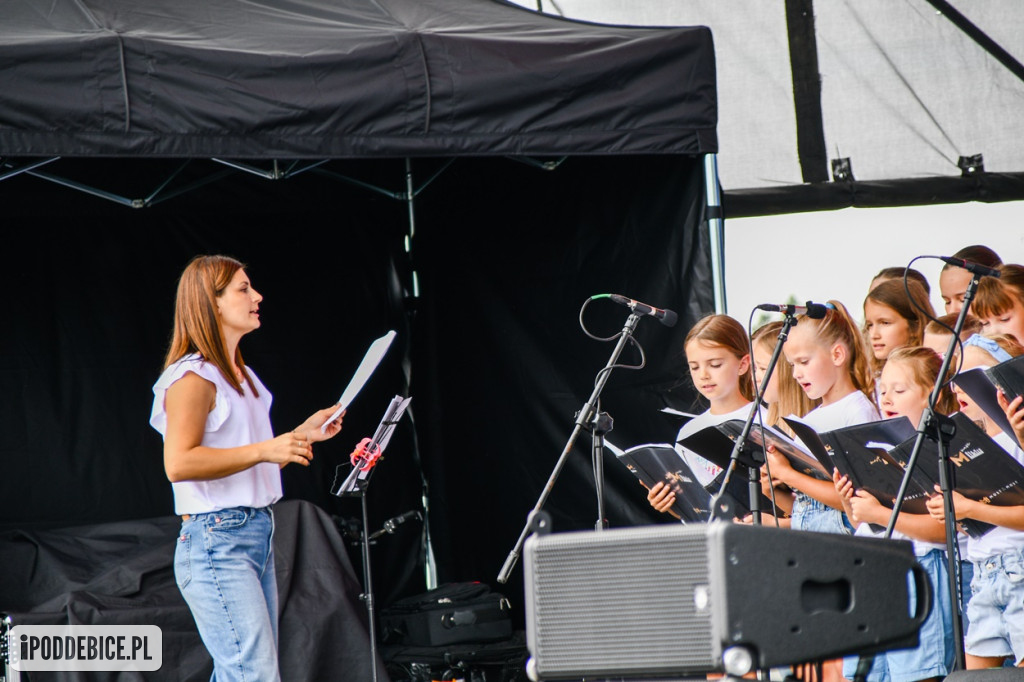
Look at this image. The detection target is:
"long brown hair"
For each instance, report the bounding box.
[974,264,1024,320]
[163,255,256,396]
[863,279,936,373]
[684,314,755,401]
[751,321,818,427]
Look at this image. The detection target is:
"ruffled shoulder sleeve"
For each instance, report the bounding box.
[149,354,232,436]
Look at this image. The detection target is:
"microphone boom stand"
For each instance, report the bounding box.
[498,313,641,584]
[708,311,798,523]
[884,274,984,672]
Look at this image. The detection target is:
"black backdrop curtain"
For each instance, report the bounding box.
[0,153,711,631]
[411,155,712,616]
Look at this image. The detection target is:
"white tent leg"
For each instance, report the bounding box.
[704,153,727,314]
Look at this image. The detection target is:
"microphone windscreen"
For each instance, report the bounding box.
[661,309,679,328]
[805,302,828,319]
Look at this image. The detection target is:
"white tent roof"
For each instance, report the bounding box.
[512,0,1024,215]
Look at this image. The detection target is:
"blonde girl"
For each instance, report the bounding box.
[750,321,818,522]
[835,346,958,682]
[768,302,878,682]
[927,333,1024,670]
[648,314,754,515]
[765,300,879,535]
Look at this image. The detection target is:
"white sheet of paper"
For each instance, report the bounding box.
[321,330,396,432]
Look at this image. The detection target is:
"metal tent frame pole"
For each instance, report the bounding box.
[704,153,727,314]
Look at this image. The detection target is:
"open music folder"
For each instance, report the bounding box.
[607,441,713,523]
[784,413,1024,537]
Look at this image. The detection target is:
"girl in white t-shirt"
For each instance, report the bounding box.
[835,346,958,682]
[647,314,754,516]
[927,333,1024,670]
[767,300,880,533]
[764,301,878,682]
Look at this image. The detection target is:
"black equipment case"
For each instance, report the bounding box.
[380,582,513,648]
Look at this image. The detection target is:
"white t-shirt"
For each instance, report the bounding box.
[965,431,1024,562]
[674,403,760,487]
[799,390,880,433]
[150,353,283,515]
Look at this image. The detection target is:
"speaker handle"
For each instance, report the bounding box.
[909,562,933,627]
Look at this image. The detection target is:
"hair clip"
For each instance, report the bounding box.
[963,333,1013,364]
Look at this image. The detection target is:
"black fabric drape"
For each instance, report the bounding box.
[0,164,425,610]
[411,155,711,622]
[0,499,387,681]
[0,153,712,637]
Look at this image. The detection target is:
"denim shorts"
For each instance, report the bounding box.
[790,493,852,535]
[842,549,955,682]
[966,548,1024,663]
[959,559,974,633]
[175,506,280,682]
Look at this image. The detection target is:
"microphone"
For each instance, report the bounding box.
[938,256,1001,279]
[608,294,678,327]
[369,510,422,539]
[755,301,829,319]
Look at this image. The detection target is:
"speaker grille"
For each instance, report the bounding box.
[524,525,716,678]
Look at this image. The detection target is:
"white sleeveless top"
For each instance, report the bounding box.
[150,353,283,515]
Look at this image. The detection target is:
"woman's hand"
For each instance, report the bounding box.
[647,481,676,513]
[295,405,345,444]
[260,431,314,468]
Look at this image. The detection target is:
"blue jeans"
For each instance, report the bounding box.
[174,506,280,682]
[842,549,955,682]
[790,493,851,535]
[966,549,1024,663]
[959,559,973,633]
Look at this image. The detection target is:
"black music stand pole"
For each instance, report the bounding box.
[333,467,382,682]
[709,311,798,523]
[498,312,642,584]
[884,274,983,672]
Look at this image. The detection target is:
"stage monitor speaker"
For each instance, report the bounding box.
[523,522,931,680]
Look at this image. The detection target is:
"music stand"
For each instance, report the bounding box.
[709,308,801,523]
[331,395,412,682]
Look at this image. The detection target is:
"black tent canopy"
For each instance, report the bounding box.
[1,4,722,675]
[1,0,717,159]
